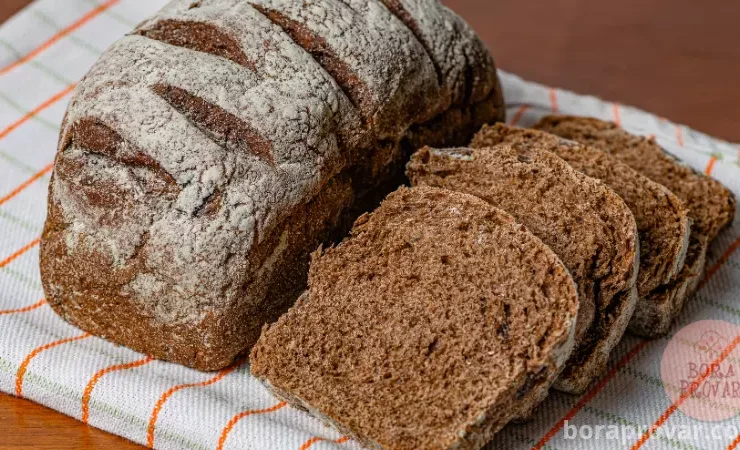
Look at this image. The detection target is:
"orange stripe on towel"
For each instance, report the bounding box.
[549,88,559,113]
[704,155,718,175]
[0,237,40,270]
[300,435,350,450]
[147,360,244,448]
[0,0,120,77]
[0,163,53,207]
[508,105,529,126]
[533,339,650,450]
[0,84,76,141]
[0,298,46,316]
[612,103,621,126]
[728,436,740,450]
[81,356,153,424]
[728,433,740,450]
[675,126,684,147]
[15,333,91,397]
[216,402,288,450]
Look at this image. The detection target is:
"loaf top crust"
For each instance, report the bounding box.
[47,0,498,326]
[471,124,690,297]
[534,115,736,242]
[251,186,579,450]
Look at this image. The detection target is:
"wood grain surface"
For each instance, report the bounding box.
[0,0,28,21]
[444,0,740,142]
[1,0,738,449]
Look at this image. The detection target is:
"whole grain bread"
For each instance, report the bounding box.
[471,124,691,336]
[39,0,504,370]
[250,186,579,450]
[535,115,736,336]
[407,145,639,394]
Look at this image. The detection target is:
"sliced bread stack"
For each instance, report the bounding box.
[406,142,639,395]
[250,119,735,449]
[534,116,736,337]
[251,186,580,450]
[470,124,692,337]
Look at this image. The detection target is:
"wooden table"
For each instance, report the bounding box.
[1,0,739,448]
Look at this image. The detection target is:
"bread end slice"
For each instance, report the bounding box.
[533,114,735,338]
[250,186,579,450]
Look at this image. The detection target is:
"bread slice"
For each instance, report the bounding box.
[471,124,691,336]
[534,115,736,337]
[250,186,579,450]
[534,115,736,243]
[407,145,639,394]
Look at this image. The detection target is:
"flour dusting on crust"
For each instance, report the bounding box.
[41,0,502,369]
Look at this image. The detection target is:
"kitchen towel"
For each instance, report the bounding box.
[0,1,739,449]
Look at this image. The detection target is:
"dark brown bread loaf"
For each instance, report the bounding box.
[535,115,736,337]
[251,186,579,450]
[407,145,639,394]
[39,0,504,370]
[471,124,691,336]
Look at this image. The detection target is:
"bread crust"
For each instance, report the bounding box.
[40,0,504,370]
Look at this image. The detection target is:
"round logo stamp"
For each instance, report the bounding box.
[661,320,740,422]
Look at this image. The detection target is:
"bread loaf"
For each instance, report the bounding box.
[40,0,504,370]
[251,186,579,450]
[407,144,639,394]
